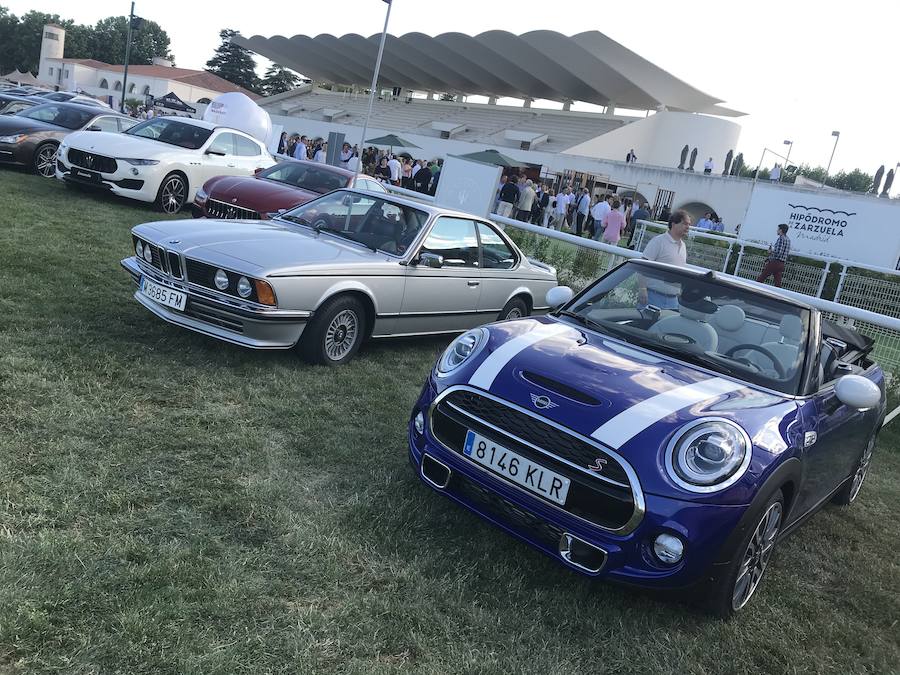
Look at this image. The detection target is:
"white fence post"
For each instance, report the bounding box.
[834,263,849,302]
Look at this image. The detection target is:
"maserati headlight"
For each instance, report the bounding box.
[665,418,751,493]
[120,158,159,166]
[436,328,488,377]
[195,188,209,203]
[0,134,25,144]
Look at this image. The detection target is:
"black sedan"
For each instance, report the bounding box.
[0,102,135,177]
[0,94,37,116]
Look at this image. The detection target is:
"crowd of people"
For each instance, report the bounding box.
[494,173,653,248]
[276,131,443,195]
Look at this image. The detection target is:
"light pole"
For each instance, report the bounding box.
[355,0,393,181]
[783,139,793,167]
[121,1,136,113]
[822,130,840,188]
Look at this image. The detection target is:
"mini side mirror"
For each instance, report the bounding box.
[417,252,443,268]
[834,374,881,410]
[546,286,574,309]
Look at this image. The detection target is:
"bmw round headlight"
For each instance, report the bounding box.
[135,240,143,259]
[236,276,252,298]
[142,244,152,263]
[214,269,229,291]
[665,418,751,493]
[436,328,488,377]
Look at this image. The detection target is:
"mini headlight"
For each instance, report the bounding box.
[666,418,751,493]
[236,276,252,298]
[653,534,684,564]
[436,327,488,376]
[142,244,152,262]
[135,240,143,259]
[214,269,229,291]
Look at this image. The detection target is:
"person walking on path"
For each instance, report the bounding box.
[756,223,791,287]
[552,187,571,230]
[600,199,626,245]
[497,176,520,219]
[517,179,537,221]
[574,188,591,236]
[639,209,691,309]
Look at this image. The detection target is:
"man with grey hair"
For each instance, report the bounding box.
[516,179,536,222]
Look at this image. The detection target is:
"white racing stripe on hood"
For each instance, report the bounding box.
[591,378,746,448]
[469,322,572,391]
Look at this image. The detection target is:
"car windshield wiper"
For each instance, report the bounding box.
[637,338,744,377]
[556,311,637,343]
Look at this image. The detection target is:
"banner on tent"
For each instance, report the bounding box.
[740,184,900,268]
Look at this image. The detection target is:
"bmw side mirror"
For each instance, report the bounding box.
[86,125,101,131]
[417,252,443,268]
[834,374,881,410]
[546,286,574,309]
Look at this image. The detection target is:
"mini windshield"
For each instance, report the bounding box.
[124,118,213,149]
[558,261,811,395]
[279,190,428,256]
[258,162,350,194]
[15,103,94,130]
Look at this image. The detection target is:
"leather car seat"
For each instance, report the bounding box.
[711,304,746,353]
[750,315,802,374]
[650,304,719,352]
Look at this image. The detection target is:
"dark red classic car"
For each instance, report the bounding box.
[192,159,388,220]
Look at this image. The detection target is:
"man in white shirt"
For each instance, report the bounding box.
[339,142,353,168]
[590,194,612,239]
[552,187,571,230]
[696,212,713,230]
[639,209,691,309]
[313,142,327,163]
[346,152,360,172]
[769,164,782,182]
[387,155,402,186]
[703,157,714,174]
[574,188,591,236]
[293,136,309,161]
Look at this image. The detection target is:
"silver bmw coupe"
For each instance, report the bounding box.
[121,188,558,365]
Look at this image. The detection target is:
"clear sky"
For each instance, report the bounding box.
[5,0,896,177]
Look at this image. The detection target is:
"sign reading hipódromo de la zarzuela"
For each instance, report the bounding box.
[740,184,900,269]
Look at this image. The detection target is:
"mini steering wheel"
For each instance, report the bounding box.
[725,344,786,378]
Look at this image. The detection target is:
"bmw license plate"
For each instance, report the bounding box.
[463,430,570,505]
[140,277,186,311]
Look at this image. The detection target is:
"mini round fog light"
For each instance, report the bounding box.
[653,533,684,565]
[214,269,229,290]
[142,245,152,263]
[236,276,252,298]
[414,411,425,435]
[135,240,143,258]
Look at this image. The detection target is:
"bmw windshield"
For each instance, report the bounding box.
[557,261,811,395]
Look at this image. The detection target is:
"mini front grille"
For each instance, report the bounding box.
[67,148,117,173]
[431,389,636,531]
[206,198,260,220]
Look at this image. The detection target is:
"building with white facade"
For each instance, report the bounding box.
[37,24,257,108]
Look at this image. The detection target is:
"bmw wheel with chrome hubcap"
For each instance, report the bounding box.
[301,295,367,366]
[706,489,783,618]
[497,296,528,321]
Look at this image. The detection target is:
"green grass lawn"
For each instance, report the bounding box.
[1,170,898,674]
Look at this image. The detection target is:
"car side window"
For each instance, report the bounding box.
[420,218,479,267]
[118,117,137,132]
[235,135,261,157]
[477,222,517,270]
[207,133,236,156]
[360,178,387,193]
[91,116,121,132]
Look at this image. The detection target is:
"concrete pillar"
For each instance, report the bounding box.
[488,96,497,105]
[523,98,533,109]
[562,100,572,111]
[605,102,616,116]
[456,94,464,102]
[426,92,434,100]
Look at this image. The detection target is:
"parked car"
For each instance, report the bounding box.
[58,116,275,213]
[34,91,111,107]
[408,259,885,617]
[193,159,387,220]
[0,102,134,177]
[121,189,558,365]
[0,94,37,115]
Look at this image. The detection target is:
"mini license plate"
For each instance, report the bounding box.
[463,430,571,505]
[140,277,186,311]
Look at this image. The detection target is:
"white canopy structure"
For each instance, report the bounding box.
[232,30,743,116]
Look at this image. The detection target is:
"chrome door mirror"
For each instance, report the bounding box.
[834,374,881,410]
[546,286,574,309]
[417,252,444,268]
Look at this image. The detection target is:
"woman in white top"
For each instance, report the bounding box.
[313,142,327,163]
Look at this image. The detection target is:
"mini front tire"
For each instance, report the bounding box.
[300,295,366,366]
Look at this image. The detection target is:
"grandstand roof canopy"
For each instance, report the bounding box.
[232,30,743,117]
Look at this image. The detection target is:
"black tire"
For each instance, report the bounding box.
[832,432,877,506]
[156,173,188,214]
[497,296,529,321]
[705,489,784,619]
[33,143,58,178]
[300,295,366,366]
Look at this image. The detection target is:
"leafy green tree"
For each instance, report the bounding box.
[261,63,300,97]
[2,10,70,73]
[205,29,260,94]
[88,16,173,66]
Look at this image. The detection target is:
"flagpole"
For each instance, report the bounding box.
[355,0,392,182]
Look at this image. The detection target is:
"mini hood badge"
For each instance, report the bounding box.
[530,393,558,410]
[587,457,608,473]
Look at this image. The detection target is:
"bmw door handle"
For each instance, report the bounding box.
[467,281,480,287]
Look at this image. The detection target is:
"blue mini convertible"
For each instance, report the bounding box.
[408,259,885,617]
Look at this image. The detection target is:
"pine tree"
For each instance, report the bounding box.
[205,28,261,94]
[262,63,301,97]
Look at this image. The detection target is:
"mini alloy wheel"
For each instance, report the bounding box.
[159,175,187,214]
[324,309,359,362]
[849,435,875,502]
[731,500,782,611]
[34,144,57,178]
